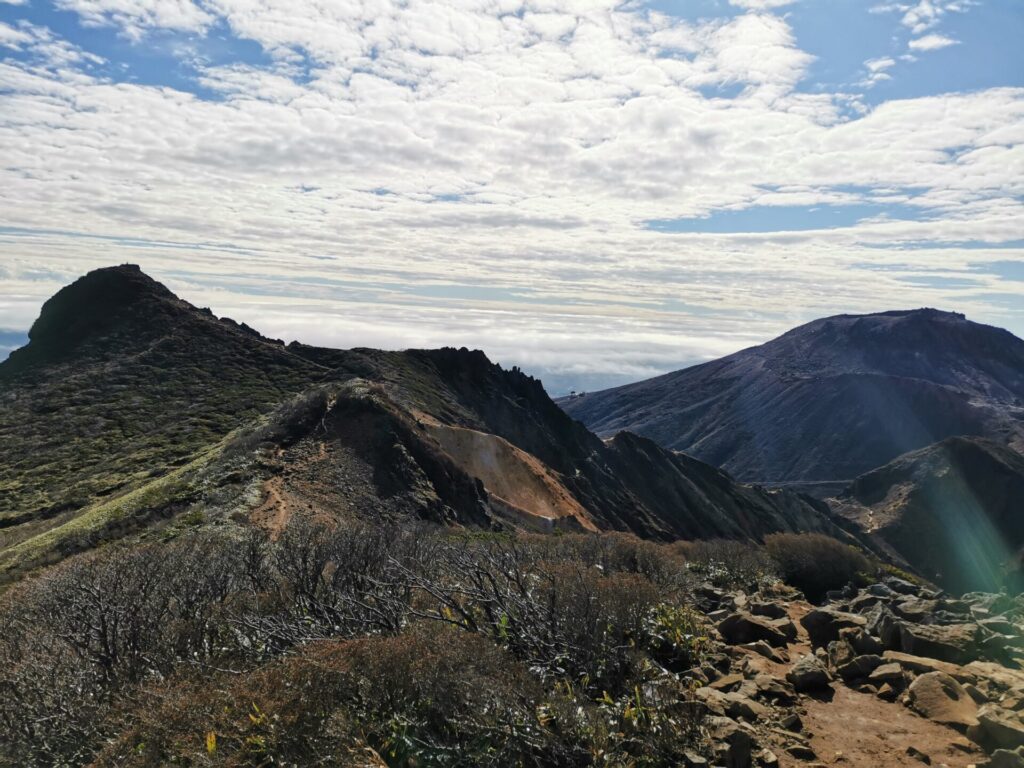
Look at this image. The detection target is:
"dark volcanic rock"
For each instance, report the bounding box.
[718,612,791,648]
[787,655,832,691]
[800,607,867,648]
[907,672,979,730]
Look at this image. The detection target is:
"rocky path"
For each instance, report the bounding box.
[695,580,1024,767]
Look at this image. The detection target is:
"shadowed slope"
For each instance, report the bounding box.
[0,265,323,529]
[560,309,1024,484]
[831,436,1024,592]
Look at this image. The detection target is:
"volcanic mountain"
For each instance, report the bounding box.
[0,265,844,577]
[559,309,1024,487]
[831,436,1024,594]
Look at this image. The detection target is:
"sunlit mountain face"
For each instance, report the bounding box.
[1,0,1022,393]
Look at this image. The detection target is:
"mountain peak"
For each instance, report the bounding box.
[5,264,182,373]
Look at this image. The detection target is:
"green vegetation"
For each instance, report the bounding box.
[764,532,871,602]
[0,523,712,767]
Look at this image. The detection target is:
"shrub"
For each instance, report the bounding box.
[764,533,869,602]
[97,625,544,767]
[673,538,778,590]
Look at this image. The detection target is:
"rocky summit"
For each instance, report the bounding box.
[559,309,1024,487]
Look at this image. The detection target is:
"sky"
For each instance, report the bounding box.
[0,0,1022,395]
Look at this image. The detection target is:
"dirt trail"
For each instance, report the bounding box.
[737,601,986,768]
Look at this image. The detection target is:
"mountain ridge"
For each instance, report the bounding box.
[0,265,846,577]
[559,308,1024,484]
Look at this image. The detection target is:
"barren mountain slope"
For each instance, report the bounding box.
[560,309,1024,485]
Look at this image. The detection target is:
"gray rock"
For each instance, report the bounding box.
[868,583,898,598]
[801,607,867,647]
[841,626,885,655]
[906,745,932,764]
[753,672,797,704]
[779,712,803,732]
[894,597,940,623]
[898,622,983,665]
[980,747,1024,768]
[718,612,791,648]
[787,654,833,692]
[708,715,755,768]
[907,672,979,731]
[837,654,884,682]
[722,691,770,722]
[741,640,787,663]
[786,743,817,760]
[884,576,921,595]
[972,704,1024,752]
[749,600,787,620]
[868,661,907,687]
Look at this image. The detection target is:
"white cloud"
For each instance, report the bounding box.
[729,0,796,9]
[908,33,959,51]
[860,55,896,87]
[53,0,214,39]
[0,0,1021,385]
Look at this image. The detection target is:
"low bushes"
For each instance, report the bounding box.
[0,522,712,767]
[764,532,870,602]
[674,538,778,590]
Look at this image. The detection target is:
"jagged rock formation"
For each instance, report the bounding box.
[559,309,1024,485]
[831,437,1024,594]
[0,265,842,576]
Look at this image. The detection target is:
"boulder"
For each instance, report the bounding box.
[708,716,755,768]
[964,661,1024,693]
[741,640,786,664]
[971,705,1024,752]
[894,597,939,623]
[768,617,799,643]
[749,601,787,620]
[980,747,1024,768]
[800,607,867,647]
[718,612,790,648]
[850,593,884,613]
[882,650,975,684]
[709,673,745,692]
[787,655,833,692]
[841,626,885,656]
[753,673,797,704]
[907,672,979,731]
[884,576,921,595]
[722,691,770,722]
[837,654,884,682]
[867,583,898,598]
[695,686,728,716]
[898,622,982,665]
[868,662,906,687]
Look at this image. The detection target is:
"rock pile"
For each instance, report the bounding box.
[691,578,1024,767]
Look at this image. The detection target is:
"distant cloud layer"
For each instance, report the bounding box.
[0,0,1021,392]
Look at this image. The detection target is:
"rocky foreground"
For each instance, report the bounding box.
[693,578,1024,767]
